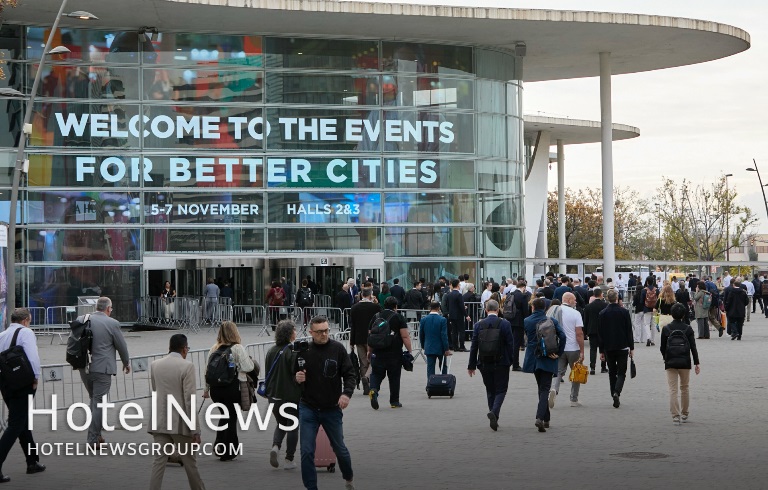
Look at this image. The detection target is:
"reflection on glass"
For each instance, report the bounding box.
[27,228,140,262]
[26,191,141,224]
[265,38,378,70]
[27,154,143,188]
[384,159,474,189]
[482,227,524,257]
[385,227,475,257]
[146,228,263,253]
[268,192,381,224]
[266,73,377,105]
[31,65,140,100]
[266,157,381,189]
[143,155,264,188]
[153,33,262,67]
[384,193,475,223]
[145,68,262,103]
[269,227,381,251]
[382,43,473,76]
[27,265,140,322]
[30,102,141,149]
[385,261,477,285]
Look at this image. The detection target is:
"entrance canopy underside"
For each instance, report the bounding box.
[4,0,750,82]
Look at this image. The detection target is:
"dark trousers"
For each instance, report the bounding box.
[0,387,39,474]
[511,326,525,368]
[369,354,402,404]
[479,364,510,419]
[448,318,462,350]
[753,295,763,313]
[588,334,606,370]
[210,382,241,458]
[728,317,745,339]
[299,403,353,490]
[534,370,553,422]
[605,350,629,397]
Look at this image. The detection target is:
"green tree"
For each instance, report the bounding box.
[656,176,757,261]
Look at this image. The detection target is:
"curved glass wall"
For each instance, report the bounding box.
[0,27,525,319]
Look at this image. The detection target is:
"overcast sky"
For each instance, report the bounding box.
[363,0,768,232]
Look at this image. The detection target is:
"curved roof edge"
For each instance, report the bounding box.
[524,115,640,145]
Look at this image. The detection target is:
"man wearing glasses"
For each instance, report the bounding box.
[78,297,131,447]
[295,316,356,490]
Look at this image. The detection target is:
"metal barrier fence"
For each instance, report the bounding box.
[28,333,349,413]
[314,294,332,308]
[138,296,233,333]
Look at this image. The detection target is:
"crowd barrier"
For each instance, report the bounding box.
[138,296,233,332]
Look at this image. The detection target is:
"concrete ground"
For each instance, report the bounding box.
[2,314,767,489]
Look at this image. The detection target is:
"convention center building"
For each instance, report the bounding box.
[0,1,749,320]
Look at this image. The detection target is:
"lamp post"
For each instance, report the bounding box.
[724,173,733,261]
[746,160,768,222]
[5,0,97,320]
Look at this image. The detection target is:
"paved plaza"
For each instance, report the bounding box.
[3,315,767,489]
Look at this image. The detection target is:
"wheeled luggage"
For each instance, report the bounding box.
[315,425,336,473]
[426,356,456,398]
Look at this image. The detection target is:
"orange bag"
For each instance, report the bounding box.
[569,361,589,384]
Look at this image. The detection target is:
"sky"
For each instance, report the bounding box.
[361,0,768,232]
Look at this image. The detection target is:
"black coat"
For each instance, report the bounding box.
[444,290,465,321]
[724,286,749,319]
[583,298,608,336]
[335,290,353,310]
[404,288,425,310]
[511,289,531,327]
[390,284,406,305]
[597,303,634,353]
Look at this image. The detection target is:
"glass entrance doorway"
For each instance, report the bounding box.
[299,266,346,297]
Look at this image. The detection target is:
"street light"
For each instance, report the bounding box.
[5,0,97,321]
[724,173,733,261]
[746,159,768,223]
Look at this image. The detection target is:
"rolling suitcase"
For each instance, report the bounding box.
[426,356,456,398]
[315,425,336,473]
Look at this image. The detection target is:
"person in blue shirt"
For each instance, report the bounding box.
[419,302,452,380]
[522,298,566,433]
[552,276,572,302]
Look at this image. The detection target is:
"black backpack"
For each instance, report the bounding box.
[535,317,560,358]
[205,346,237,387]
[477,317,503,364]
[297,287,314,307]
[0,328,36,392]
[664,328,691,369]
[367,310,396,349]
[66,314,92,369]
[502,294,517,320]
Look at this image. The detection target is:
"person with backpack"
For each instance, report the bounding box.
[349,288,382,394]
[203,321,257,461]
[522,298,566,432]
[78,297,131,447]
[693,281,713,339]
[660,303,700,425]
[640,276,659,346]
[597,289,635,409]
[296,278,315,328]
[367,297,412,409]
[467,299,515,431]
[0,308,45,483]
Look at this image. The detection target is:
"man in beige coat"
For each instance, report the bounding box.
[148,334,206,490]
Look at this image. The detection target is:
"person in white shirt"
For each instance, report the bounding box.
[545,293,585,408]
[670,276,680,293]
[480,282,493,306]
[743,276,755,322]
[722,271,732,289]
[502,278,515,296]
[0,308,45,482]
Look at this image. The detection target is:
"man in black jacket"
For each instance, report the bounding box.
[510,280,531,371]
[403,281,425,310]
[295,316,356,490]
[751,274,763,314]
[583,287,608,375]
[597,289,634,408]
[444,279,470,351]
[724,279,749,340]
[389,278,406,306]
[349,288,381,393]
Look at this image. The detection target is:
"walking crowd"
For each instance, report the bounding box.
[6,268,756,487]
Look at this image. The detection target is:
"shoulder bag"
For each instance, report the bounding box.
[257,344,289,399]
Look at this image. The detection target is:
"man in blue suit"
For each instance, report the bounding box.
[419,302,452,380]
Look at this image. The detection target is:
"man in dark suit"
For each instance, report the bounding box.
[335,284,353,311]
[349,288,382,393]
[510,280,531,371]
[389,278,406,306]
[724,279,749,340]
[583,287,608,375]
[404,281,425,310]
[597,289,634,408]
[445,279,470,351]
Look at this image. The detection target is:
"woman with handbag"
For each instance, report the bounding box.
[203,321,255,461]
[265,320,301,470]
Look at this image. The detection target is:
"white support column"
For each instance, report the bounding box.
[557,139,566,275]
[600,52,616,281]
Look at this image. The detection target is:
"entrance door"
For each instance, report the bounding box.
[356,268,382,286]
[146,270,175,297]
[204,267,255,305]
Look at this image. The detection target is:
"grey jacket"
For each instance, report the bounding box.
[87,311,130,375]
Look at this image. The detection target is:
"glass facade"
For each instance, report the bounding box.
[0,26,525,320]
